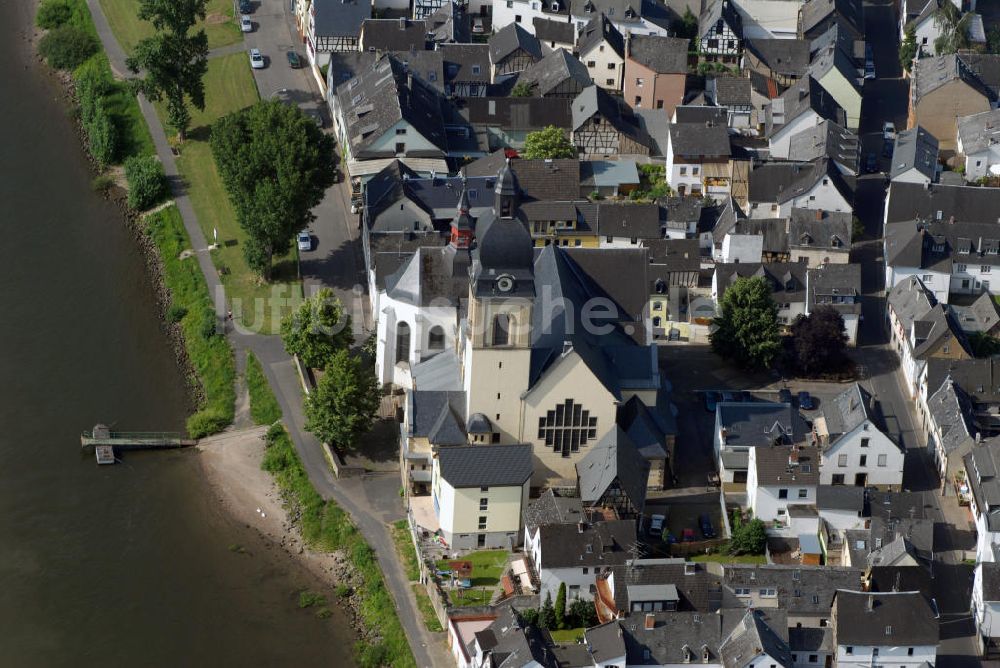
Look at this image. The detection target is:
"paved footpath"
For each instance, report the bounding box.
[83,2,448,664]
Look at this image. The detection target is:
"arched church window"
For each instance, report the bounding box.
[395,322,411,364]
[428,326,446,350]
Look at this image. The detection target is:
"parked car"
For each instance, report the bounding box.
[865,60,875,79]
[663,531,677,545]
[649,514,666,537]
[249,48,264,69]
[883,141,894,159]
[286,51,302,68]
[240,15,253,32]
[778,388,792,404]
[865,152,877,173]
[681,528,696,542]
[883,121,896,141]
[699,514,716,539]
[238,0,251,13]
[704,390,720,412]
[297,231,311,251]
[303,107,324,128]
[798,391,815,410]
[472,16,485,33]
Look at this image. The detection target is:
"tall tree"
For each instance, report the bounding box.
[210,100,336,278]
[126,0,208,141]
[789,306,848,376]
[933,2,972,55]
[554,583,567,630]
[539,592,557,630]
[304,349,380,451]
[710,276,781,369]
[280,288,354,368]
[523,125,576,159]
[899,25,918,72]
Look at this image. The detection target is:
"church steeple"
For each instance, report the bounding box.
[450,173,475,250]
[494,158,519,219]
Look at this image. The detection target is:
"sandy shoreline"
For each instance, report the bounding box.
[196,426,353,588]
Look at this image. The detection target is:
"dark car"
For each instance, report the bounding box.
[778,388,793,404]
[798,391,815,410]
[238,0,251,13]
[704,390,720,412]
[286,51,302,68]
[865,153,877,173]
[681,528,696,542]
[883,141,894,159]
[699,514,716,539]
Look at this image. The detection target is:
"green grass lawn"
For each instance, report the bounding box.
[99,0,242,54]
[435,550,507,607]
[246,351,281,424]
[548,628,586,643]
[157,53,299,334]
[391,520,421,582]
[689,551,767,565]
[411,584,444,633]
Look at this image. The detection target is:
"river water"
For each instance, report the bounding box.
[0,4,354,665]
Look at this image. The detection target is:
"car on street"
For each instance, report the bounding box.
[883,121,896,141]
[649,514,666,537]
[798,391,815,410]
[883,141,894,159]
[238,0,251,13]
[240,15,253,32]
[778,388,792,404]
[297,231,311,252]
[699,514,715,539]
[472,17,485,33]
[865,152,877,173]
[303,107,324,128]
[864,43,874,79]
[286,51,302,69]
[249,48,264,69]
[704,390,719,412]
[681,528,696,542]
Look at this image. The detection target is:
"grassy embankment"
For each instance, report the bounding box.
[151,53,302,335]
[261,423,417,668]
[142,206,236,436]
[246,351,281,425]
[98,0,241,53]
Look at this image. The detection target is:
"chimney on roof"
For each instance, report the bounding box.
[949,215,955,224]
[815,209,823,221]
[866,595,875,612]
[645,613,655,630]
[399,16,406,29]
[788,448,799,466]
[577,521,587,533]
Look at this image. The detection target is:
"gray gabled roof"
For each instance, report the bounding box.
[572,86,651,148]
[745,38,810,77]
[808,43,861,95]
[523,489,584,532]
[788,207,852,249]
[536,518,635,568]
[668,118,731,158]
[715,262,809,306]
[766,76,847,138]
[748,158,853,206]
[787,119,858,173]
[885,181,1000,225]
[578,13,625,59]
[753,444,820,486]
[717,401,807,448]
[489,22,543,64]
[711,76,752,107]
[913,53,997,103]
[436,444,533,488]
[807,262,862,316]
[833,591,939,646]
[957,108,1000,155]
[410,390,467,444]
[799,0,863,37]
[720,608,793,668]
[619,611,726,664]
[627,34,689,74]
[816,484,865,512]
[576,426,650,510]
[927,376,976,457]
[821,382,876,438]
[965,436,1000,529]
[360,18,428,52]
[533,16,576,44]
[890,126,939,181]
[951,291,1000,334]
[313,0,370,37]
[519,48,592,96]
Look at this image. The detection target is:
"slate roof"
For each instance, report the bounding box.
[536,518,635,568]
[572,86,651,148]
[674,105,729,124]
[523,489,585,532]
[808,262,862,317]
[668,118,731,158]
[885,218,1000,274]
[788,207,852,250]
[699,0,743,40]
[411,349,463,391]
[617,394,673,461]
[965,437,1000,530]
[821,383,875,437]
[464,96,573,131]
[799,0,863,38]
[722,564,863,615]
[721,608,793,668]
[533,16,576,44]
[474,606,556,667]
[585,621,627,665]
[578,13,625,58]
[360,19,428,52]
[620,611,725,665]
[313,0,370,37]
[364,161,433,230]
[891,126,939,182]
[424,1,469,43]
[717,401,807,449]
[808,43,860,94]
[745,39,810,77]
[951,291,1000,335]
[912,53,997,103]
[519,49,593,97]
[336,55,448,157]
[386,245,472,307]
[980,562,1000,601]
[464,154,581,201]
[926,377,976,457]
[788,627,833,653]
[833,591,939,646]
[439,43,491,84]
[627,35,689,74]
[576,426,650,510]
[711,76,752,107]
[753,444,820,486]
[436,444,533,488]
[607,559,724,613]
[787,119,858,173]
[926,357,1000,405]
[766,76,846,138]
[715,262,809,306]
[816,484,865,512]
[647,238,701,273]
[885,181,1000,225]
[410,390,467,445]
[597,202,661,239]
[489,23,543,64]
[748,159,852,206]
[957,108,1000,155]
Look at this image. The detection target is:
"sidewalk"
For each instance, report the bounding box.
[82,2,447,664]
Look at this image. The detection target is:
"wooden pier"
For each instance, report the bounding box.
[81,424,195,464]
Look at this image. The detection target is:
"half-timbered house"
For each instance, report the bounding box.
[577,13,626,91]
[699,0,743,64]
[517,49,593,98]
[440,44,491,97]
[571,86,651,158]
[577,426,650,519]
[308,0,369,62]
[489,23,543,83]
